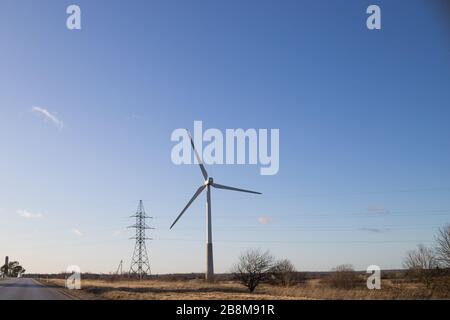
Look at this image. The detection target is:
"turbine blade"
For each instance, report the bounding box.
[212,183,262,195]
[170,185,206,229]
[187,130,208,180]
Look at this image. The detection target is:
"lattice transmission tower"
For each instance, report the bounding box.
[115,260,123,275]
[129,200,153,279]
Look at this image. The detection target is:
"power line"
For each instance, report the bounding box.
[9,236,433,251]
[289,186,450,198]
[155,238,434,244]
[167,224,445,231]
[151,209,450,220]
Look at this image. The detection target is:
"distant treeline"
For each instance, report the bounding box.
[24,269,406,282]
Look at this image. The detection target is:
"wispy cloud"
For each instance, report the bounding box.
[367,205,389,214]
[113,230,123,237]
[31,106,64,128]
[358,227,389,233]
[129,114,143,120]
[71,228,83,237]
[17,209,43,219]
[257,216,272,225]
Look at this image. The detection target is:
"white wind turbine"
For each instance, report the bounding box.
[170,131,262,281]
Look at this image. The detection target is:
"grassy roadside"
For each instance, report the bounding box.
[42,278,307,300]
[35,278,97,300]
[35,277,450,300]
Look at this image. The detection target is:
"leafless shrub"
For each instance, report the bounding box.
[269,259,299,286]
[326,264,360,289]
[403,244,438,289]
[231,249,275,292]
[435,224,450,268]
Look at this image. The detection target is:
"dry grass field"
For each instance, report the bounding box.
[38,276,450,300]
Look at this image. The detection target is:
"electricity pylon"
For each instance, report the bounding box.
[115,260,123,275]
[129,200,153,279]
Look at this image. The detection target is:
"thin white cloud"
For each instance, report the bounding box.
[129,114,143,120]
[31,106,64,128]
[367,205,389,214]
[257,216,272,225]
[113,230,123,237]
[71,228,83,237]
[17,209,43,219]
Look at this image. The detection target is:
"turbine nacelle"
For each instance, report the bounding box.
[205,177,214,186]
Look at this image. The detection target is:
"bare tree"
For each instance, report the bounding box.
[0,261,26,278]
[404,244,437,270]
[232,249,275,292]
[403,244,438,289]
[435,224,450,268]
[270,259,297,286]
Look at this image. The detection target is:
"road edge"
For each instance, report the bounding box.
[32,278,82,300]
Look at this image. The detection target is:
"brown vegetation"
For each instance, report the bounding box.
[42,278,450,300]
[269,259,303,287]
[31,224,450,300]
[40,273,450,300]
[400,226,450,295]
[231,249,275,292]
[324,264,362,289]
[436,224,450,268]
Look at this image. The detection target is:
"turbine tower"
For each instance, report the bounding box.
[170,131,261,281]
[129,200,153,279]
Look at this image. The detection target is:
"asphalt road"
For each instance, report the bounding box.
[0,278,72,300]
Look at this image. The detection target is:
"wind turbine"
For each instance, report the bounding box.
[170,131,262,281]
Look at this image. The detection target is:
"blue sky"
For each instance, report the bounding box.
[1,0,450,274]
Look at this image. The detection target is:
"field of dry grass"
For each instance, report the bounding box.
[38,277,450,300]
[43,278,305,300]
